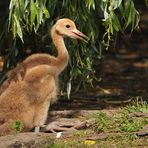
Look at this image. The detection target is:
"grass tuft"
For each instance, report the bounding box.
[94,111,111,132]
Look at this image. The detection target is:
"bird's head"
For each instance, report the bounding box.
[52,18,89,43]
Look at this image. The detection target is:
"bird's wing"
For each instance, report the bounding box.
[0,54,55,94]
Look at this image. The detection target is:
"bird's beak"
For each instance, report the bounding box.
[72,29,89,43]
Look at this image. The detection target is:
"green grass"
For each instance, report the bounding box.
[48,100,148,147]
[94,111,111,132]
[97,135,147,148]
[49,135,148,148]
[126,99,148,113]
[117,100,148,133]
[120,118,147,132]
[48,143,68,148]
[73,129,94,138]
[11,119,24,133]
[94,100,148,133]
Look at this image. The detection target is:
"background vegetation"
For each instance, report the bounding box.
[0,0,145,94]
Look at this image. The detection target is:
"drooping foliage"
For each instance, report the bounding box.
[0,0,142,93]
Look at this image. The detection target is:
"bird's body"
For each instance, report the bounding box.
[0,18,88,136]
[0,64,58,135]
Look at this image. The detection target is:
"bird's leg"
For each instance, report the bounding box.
[34,126,40,133]
[33,101,50,133]
[34,124,46,133]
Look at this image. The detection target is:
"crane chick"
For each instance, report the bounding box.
[0,18,88,136]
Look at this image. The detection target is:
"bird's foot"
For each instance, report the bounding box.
[44,122,76,133]
[40,118,90,133]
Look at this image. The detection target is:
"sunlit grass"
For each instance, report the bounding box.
[48,99,148,147]
[94,111,111,132]
[125,99,148,113]
[120,119,147,132]
[93,99,148,133]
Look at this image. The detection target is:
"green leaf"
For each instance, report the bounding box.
[87,0,95,10]
[30,0,36,31]
[35,2,42,31]
[43,6,50,18]
[145,0,148,6]
[112,0,122,10]
[24,0,29,9]
[8,0,15,29]
[126,3,134,27]
[12,20,17,39]
[14,14,23,42]
[124,0,131,18]
[103,4,109,21]
[111,11,121,32]
[67,80,71,99]
[19,0,25,17]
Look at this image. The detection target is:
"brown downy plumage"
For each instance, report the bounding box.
[0,18,88,136]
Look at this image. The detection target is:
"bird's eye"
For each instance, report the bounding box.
[66,24,71,28]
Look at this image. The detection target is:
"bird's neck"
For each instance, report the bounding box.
[51,27,69,73]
